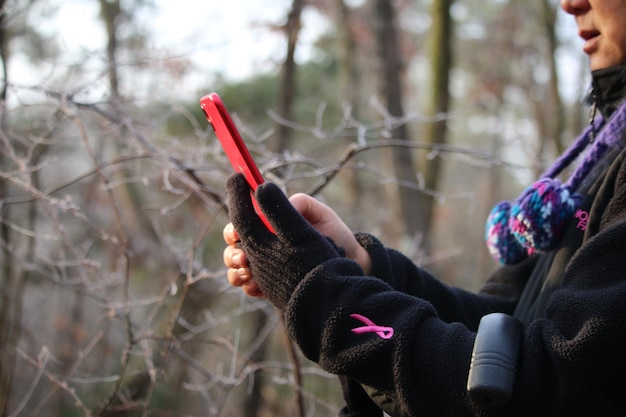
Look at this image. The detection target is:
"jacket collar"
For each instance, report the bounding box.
[591,65,626,118]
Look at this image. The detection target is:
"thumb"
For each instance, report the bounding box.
[289,194,366,267]
[255,182,318,243]
[289,193,338,237]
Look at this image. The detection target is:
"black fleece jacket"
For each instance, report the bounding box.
[227,66,626,416]
[277,68,626,417]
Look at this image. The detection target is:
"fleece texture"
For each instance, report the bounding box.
[227,144,626,416]
[280,143,626,416]
[225,65,626,417]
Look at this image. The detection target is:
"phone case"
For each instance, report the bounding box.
[200,93,274,232]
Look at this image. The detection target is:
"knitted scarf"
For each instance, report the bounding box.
[485,101,626,265]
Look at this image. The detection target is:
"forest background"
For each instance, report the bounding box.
[0,0,590,416]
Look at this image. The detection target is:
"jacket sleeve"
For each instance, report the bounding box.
[282,157,626,416]
[354,232,536,329]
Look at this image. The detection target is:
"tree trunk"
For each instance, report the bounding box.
[420,0,454,252]
[336,0,366,229]
[275,0,306,153]
[99,0,122,98]
[540,0,565,157]
[371,0,422,242]
[0,5,16,414]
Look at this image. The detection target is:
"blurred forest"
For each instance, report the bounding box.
[0,0,590,416]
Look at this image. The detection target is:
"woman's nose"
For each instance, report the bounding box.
[560,0,590,15]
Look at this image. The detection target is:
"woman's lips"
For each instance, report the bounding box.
[580,30,600,54]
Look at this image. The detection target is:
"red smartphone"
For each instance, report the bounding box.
[200,93,274,232]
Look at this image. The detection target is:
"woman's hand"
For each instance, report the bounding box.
[288,193,371,274]
[222,186,371,298]
[223,223,263,297]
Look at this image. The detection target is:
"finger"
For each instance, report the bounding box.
[223,222,240,245]
[223,246,233,268]
[227,266,253,287]
[289,193,337,234]
[255,182,320,243]
[290,193,359,256]
[242,279,264,297]
[290,193,325,223]
[223,246,248,268]
[227,173,274,241]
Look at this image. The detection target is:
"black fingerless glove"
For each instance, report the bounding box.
[227,173,342,311]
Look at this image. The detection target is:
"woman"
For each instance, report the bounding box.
[223,0,626,415]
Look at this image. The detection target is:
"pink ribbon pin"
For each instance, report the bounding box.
[350,313,394,339]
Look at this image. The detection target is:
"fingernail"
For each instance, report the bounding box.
[232,253,242,266]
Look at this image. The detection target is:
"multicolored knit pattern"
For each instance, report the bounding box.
[485,201,527,265]
[486,101,626,265]
[508,178,581,255]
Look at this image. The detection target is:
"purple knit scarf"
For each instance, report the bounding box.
[485,101,626,265]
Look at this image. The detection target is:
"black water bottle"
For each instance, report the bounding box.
[467,312,523,408]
